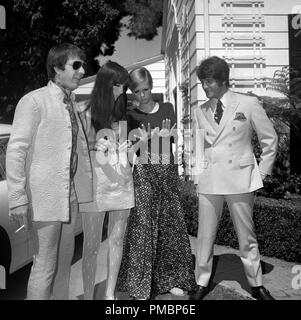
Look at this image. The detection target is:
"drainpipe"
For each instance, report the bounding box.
[176,23,183,175]
[204,0,210,56]
[171,0,184,174]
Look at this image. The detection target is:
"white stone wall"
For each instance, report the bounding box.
[162,0,300,176]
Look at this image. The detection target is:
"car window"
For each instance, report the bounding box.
[0,137,9,181]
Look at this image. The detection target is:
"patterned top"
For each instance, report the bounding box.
[63,94,79,180]
[127,102,177,164]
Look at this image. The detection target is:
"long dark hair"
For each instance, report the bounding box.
[88,61,129,132]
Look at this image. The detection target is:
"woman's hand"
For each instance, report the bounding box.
[159,118,176,138]
[94,138,112,153]
[135,123,152,142]
[118,140,133,153]
[132,123,158,142]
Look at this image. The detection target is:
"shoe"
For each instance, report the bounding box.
[104,295,116,300]
[169,287,185,296]
[251,286,275,300]
[189,285,209,300]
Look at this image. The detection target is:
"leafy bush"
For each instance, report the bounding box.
[251,118,301,199]
[216,196,301,263]
[179,178,199,236]
[180,179,301,263]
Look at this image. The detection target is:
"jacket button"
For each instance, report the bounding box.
[206,132,209,135]
[228,160,232,164]
[229,143,232,147]
[232,127,236,131]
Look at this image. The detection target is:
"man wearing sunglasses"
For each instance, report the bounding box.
[6,43,93,299]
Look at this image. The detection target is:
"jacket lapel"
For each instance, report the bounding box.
[201,102,219,132]
[213,90,240,143]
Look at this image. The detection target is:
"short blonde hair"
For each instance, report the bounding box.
[128,67,153,91]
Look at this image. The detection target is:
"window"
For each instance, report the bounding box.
[0,137,8,181]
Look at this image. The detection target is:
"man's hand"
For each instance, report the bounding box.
[260,171,267,182]
[9,204,29,232]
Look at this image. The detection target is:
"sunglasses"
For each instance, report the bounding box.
[66,61,87,71]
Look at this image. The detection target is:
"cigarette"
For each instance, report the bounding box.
[15,225,25,233]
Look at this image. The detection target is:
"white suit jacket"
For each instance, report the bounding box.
[193,89,278,194]
[6,81,93,222]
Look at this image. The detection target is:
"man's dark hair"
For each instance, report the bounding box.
[46,43,86,81]
[197,56,230,87]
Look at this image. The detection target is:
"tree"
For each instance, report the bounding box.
[266,66,301,127]
[251,66,301,192]
[0,0,164,122]
[0,0,127,122]
[123,0,163,40]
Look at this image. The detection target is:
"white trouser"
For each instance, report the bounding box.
[26,183,78,300]
[196,192,262,287]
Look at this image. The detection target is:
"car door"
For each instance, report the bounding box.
[0,133,33,274]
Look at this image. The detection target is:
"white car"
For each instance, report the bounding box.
[0,124,82,277]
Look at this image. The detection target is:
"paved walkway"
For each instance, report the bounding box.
[190,237,301,300]
[69,237,301,300]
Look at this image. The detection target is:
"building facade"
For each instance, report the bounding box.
[161,0,301,176]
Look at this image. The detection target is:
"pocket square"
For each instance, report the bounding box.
[234,112,247,121]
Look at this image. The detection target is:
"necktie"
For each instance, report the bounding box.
[214,100,223,124]
[63,93,79,179]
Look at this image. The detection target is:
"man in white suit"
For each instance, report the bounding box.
[190,56,278,300]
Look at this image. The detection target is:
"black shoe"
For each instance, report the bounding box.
[251,286,275,300]
[189,285,209,300]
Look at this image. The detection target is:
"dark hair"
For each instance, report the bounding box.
[197,56,230,87]
[88,60,129,131]
[46,43,86,81]
[128,67,153,91]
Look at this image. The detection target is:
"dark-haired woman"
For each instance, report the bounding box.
[80,61,134,300]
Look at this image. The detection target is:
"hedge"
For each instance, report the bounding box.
[180,180,301,263]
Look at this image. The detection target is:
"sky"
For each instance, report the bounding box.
[106,17,162,67]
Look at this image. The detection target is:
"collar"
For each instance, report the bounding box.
[47,81,76,103]
[209,89,231,112]
[219,89,232,109]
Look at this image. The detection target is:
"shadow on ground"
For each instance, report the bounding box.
[81,252,262,300]
[210,253,274,295]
